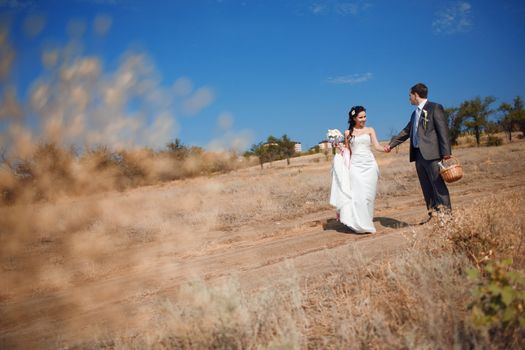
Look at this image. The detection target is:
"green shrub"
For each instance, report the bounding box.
[467,259,525,347]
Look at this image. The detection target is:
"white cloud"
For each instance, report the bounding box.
[182,86,215,115]
[0,0,34,9]
[433,1,473,34]
[327,72,372,85]
[310,1,372,16]
[311,3,328,14]
[336,3,359,15]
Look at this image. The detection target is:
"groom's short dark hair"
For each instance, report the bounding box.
[411,83,428,99]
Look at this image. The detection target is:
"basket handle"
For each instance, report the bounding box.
[443,155,460,165]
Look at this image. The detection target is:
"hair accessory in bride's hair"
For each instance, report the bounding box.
[351,109,356,116]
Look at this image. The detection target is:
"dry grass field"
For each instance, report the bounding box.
[1,138,524,349]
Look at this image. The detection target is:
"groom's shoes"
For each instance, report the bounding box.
[428,206,453,227]
[436,207,453,227]
[419,207,452,226]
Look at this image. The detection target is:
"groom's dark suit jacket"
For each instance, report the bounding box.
[389,101,451,162]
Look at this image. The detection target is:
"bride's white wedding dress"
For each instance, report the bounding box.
[329,133,379,233]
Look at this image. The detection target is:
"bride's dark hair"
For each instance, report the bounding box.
[348,105,366,138]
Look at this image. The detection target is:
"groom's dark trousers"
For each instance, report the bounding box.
[414,148,451,210]
[389,101,452,211]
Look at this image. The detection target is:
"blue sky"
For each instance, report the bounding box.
[1,0,525,151]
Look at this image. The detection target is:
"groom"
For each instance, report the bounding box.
[385,83,452,220]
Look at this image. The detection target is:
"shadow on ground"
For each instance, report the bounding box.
[322,216,412,234]
[323,219,372,234]
[373,216,410,229]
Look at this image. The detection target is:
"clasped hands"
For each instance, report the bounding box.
[383,145,451,161]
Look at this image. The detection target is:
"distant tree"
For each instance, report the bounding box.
[458,96,496,146]
[249,142,268,169]
[277,134,296,165]
[498,96,524,142]
[166,138,188,160]
[248,135,297,168]
[266,135,279,144]
[166,138,184,151]
[445,107,463,145]
[498,102,515,142]
[264,135,280,165]
[511,96,524,136]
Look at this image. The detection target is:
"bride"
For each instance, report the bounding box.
[329,105,387,233]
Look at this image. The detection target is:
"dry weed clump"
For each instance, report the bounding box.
[154,277,305,350]
[86,276,306,350]
[1,143,76,203]
[439,193,525,268]
[302,249,482,349]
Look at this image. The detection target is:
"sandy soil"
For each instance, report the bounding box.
[1,140,524,349]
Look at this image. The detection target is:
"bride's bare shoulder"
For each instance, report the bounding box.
[344,129,350,136]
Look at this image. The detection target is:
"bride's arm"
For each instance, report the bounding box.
[343,130,352,156]
[369,128,386,152]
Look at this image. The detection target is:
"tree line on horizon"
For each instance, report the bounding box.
[243,135,297,169]
[246,95,525,169]
[446,95,525,146]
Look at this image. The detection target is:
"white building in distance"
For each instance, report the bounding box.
[318,140,332,150]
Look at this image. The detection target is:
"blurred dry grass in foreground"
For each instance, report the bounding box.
[0,140,524,349]
[0,142,255,205]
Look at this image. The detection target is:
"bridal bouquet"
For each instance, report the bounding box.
[327,129,344,144]
[327,129,350,168]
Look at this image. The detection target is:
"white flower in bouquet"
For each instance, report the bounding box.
[327,129,344,144]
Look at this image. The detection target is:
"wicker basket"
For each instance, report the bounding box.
[439,156,463,183]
